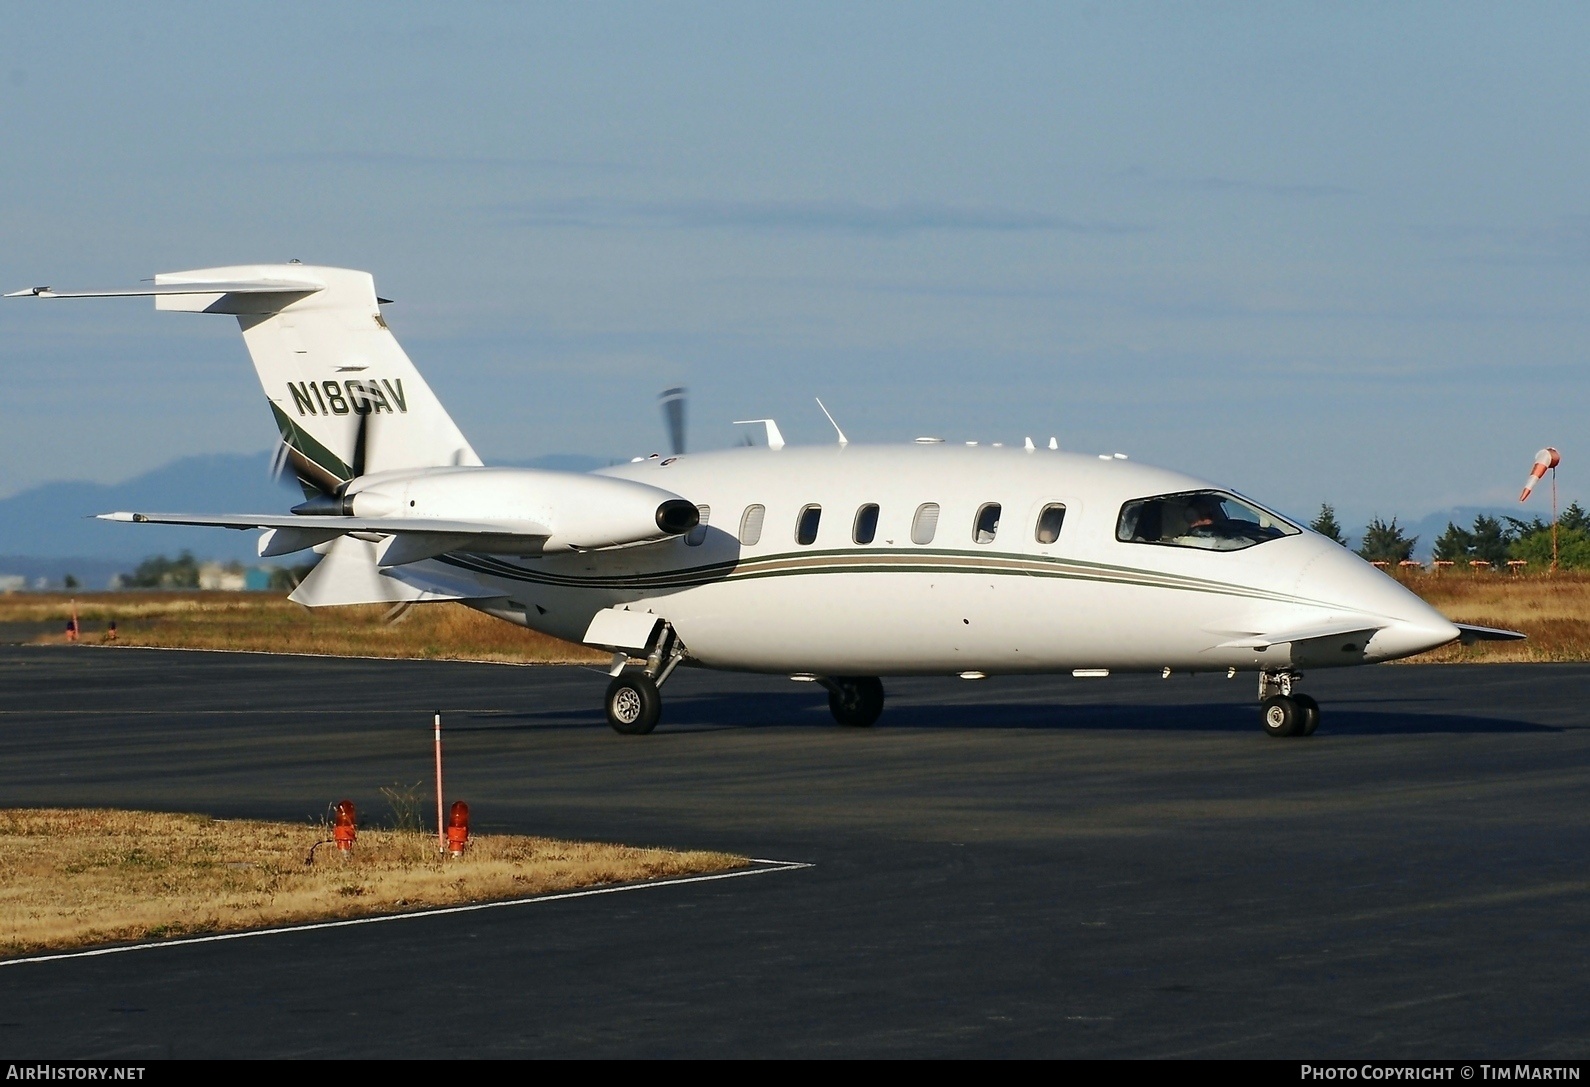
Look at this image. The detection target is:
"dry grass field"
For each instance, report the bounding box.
[1393,570,1590,663]
[0,809,745,956]
[2,592,606,664]
[5,573,1589,665]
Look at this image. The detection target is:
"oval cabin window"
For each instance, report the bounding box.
[1034,504,1066,544]
[686,505,710,546]
[973,503,1001,544]
[739,504,765,546]
[796,505,822,545]
[911,503,940,545]
[853,504,880,545]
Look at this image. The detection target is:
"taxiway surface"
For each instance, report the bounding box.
[0,645,1586,1058]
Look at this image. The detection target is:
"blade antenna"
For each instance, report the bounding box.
[815,398,849,447]
[658,387,687,456]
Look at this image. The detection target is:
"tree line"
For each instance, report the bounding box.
[117,552,312,590]
[1310,503,1590,568]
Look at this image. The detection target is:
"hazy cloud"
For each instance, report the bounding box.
[252,151,629,173]
[1120,166,1355,199]
[502,197,1143,237]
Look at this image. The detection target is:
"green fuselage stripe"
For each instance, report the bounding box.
[435,547,1334,610]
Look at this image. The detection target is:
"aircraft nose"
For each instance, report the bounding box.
[1369,615,1462,661]
[1292,541,1461,661]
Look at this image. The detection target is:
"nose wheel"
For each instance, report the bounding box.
[1258,673,1320,738]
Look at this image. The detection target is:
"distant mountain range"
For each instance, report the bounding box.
[0,451,607,587]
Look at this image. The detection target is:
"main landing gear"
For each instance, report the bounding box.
[1258,670,1320,738]
[820,676,885,728]
[605,623,687,735]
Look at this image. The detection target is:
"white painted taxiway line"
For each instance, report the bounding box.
[0,859,813,968]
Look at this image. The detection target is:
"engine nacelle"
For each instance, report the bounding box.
[342,466,697,553]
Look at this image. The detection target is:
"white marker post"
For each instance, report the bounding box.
[433,712,445,855]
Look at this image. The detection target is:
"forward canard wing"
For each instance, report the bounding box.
[1455,623,1526,643]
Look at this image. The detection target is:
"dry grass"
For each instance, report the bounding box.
[0,808,745,956]
[1394,570,1590,663]
[5,592,605,664]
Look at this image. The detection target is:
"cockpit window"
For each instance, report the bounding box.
[1116,490,1299,552]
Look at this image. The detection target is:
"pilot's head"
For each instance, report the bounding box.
[1186,495,1220,527]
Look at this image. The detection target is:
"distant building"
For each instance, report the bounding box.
[197,563,247,591]
[0,575,25,593]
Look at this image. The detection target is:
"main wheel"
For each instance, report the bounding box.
[606,674,662,735]
[1294,693,1321,737]
[1260,694,1304,738]
[828,676,885,728]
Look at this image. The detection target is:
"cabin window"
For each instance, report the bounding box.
[1034,504,1066,544]
[685,505,710,546]
[1116,490,1300,552]
[973,503,1001,544]
[738,504,765,546]
[796,504,823,545]
[910,503,940,545]
[853,504,880,545]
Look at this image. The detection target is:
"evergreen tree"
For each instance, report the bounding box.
[1469,515,1514,567]
[1559,502,1590,534]
[1432,521,1473,562]
[1357,517,1417,564]
[1510,525,1590,570]
[1309,503,1347,545]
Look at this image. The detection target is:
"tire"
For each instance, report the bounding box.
[1294,693,1321,737]
[1260,694,1303,738]
[606,674,662,735]
[828,676,885,728]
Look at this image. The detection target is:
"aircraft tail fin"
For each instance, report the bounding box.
[11,264,482,489]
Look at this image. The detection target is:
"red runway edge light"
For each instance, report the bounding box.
[447,801,470,856]
[333,799,357,854]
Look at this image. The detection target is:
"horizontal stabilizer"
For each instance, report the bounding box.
[1215,618,1386,651]
[5,279,322,300]
[1456,623,1527,643]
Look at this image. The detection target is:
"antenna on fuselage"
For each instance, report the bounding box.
[814,398,849,447]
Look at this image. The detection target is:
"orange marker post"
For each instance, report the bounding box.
[447,801,470,856]
[333,800,357,854]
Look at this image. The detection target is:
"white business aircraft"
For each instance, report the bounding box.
[10,264,1521,737]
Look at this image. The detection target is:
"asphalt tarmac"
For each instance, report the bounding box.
[0,644,1587,1058]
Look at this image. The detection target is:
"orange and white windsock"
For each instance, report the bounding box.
[1521,447,1561,501]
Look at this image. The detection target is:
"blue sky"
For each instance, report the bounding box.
[3,3,1588,530]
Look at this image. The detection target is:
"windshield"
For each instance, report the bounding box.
[1116,490,1300,552]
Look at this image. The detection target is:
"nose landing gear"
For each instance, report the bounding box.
[1258,671,1319,738]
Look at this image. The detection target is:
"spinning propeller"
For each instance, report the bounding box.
[658,387,687,456]
[271,404,377,514]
